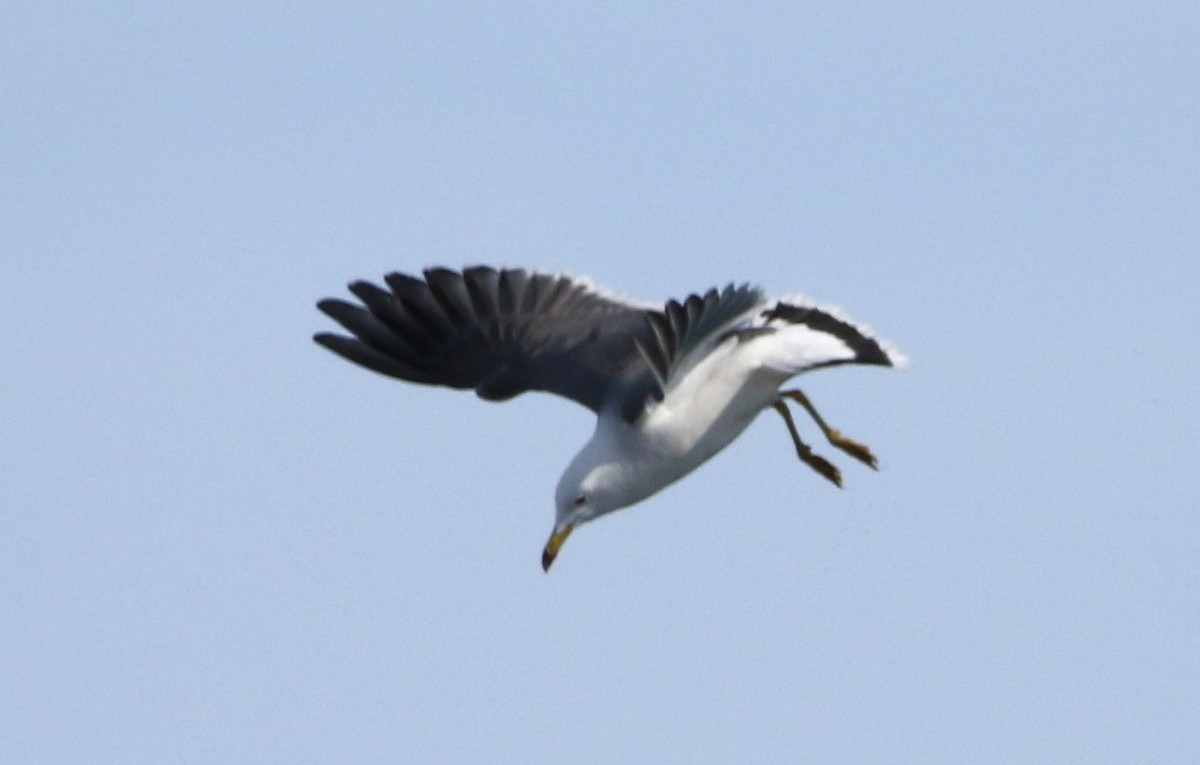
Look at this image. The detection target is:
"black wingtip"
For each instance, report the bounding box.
[315,298,349,318]
[763,301,898,368]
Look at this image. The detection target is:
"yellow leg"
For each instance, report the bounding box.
[772,400,842,488]
[781,389,879,469]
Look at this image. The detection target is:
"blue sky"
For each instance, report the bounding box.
[4,2,1198,762]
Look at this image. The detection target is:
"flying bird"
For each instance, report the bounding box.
[315,266,906,571]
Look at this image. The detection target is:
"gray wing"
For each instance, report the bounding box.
[758,301,900,368]
[314,266,659,416]
[633,283,765,387]
[315,266,777,422]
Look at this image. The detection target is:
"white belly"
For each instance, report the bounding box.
[637,338,785,480]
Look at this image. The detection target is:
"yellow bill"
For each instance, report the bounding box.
[541,523,575,572]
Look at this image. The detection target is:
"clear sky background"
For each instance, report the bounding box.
[4,3,1198,763]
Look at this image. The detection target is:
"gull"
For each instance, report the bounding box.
[314,266,906,571]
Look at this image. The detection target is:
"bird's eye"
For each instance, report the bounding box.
[572,494,587,508]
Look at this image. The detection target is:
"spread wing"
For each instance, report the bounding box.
[314,267,849,422]
[633,283,765,387]
[315,266,660,416]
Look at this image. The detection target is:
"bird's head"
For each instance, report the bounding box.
[542,434,642,572]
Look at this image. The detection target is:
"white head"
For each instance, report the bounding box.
[541,426,650,572]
